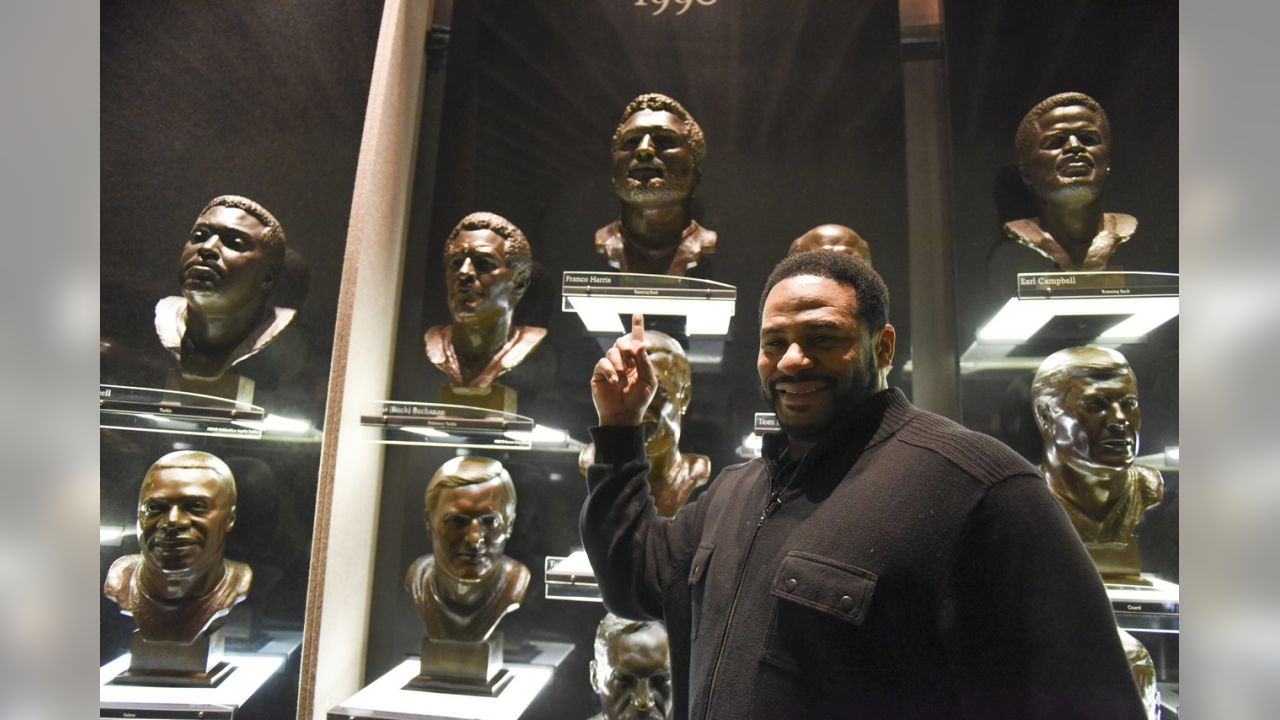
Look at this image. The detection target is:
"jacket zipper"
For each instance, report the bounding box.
[700,458,797,717]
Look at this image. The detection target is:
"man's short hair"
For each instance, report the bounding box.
[424,456,517,521]
[592,612,664,692]
[1014,92,1111,164]
[144,450,237,507]
[200,195,287,275]
[445,212,533,290]
[759,251,890,332]
[1031,346,1133,412]
[611,93,706,168]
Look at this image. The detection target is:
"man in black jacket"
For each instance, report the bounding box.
[582,251,1145,719]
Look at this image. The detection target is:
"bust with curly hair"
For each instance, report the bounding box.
[155,194,296,381]
[1004,92,1136,270]
[596,93,717,276]
[424,212,546,391]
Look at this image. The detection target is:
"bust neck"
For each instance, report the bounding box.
[1043,457,1129,524]
[451,312,517,379]
[1033,196,1105,269]
[137,558,224,604]
[182,298,271,375]
[431,561,501,612]
[619,199,693,274]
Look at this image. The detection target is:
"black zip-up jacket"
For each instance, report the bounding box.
[581,388,1145,720]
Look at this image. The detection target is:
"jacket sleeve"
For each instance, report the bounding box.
[945,473,1148,720]
[578,425,709,621]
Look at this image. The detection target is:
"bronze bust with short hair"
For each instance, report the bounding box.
[1005,92,1136,270]
[1032,346,1163,580]
[405,456,530,642]
[155,195,295,380]
[589,613,673,720]
[580,330,710,517]
[424,212,546,391]
[596,93,717,276]
[104,451,252,644]
[788,224,872,266]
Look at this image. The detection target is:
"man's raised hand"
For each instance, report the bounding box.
[590,313,657,426]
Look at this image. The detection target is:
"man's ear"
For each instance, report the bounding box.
[512,269,532,301]
[589,659,600,694]
[1033,398,1055,436]
[874,324,896,370]
[1017,162,1031,187]
[226,505,237,532]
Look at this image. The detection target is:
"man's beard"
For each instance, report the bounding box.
[760,365,877,443]
[1039,178,1103,207]
[613,174,694,206]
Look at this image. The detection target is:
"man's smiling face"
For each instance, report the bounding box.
[757,275,888,443]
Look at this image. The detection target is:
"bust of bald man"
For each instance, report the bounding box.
[788,224,872,266]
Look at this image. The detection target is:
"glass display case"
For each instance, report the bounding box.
[99,2,383,717]
[100,1,1178,718]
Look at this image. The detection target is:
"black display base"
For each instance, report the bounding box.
[403,634,512,697]
[502,638,540,664]
[109,660,235,688]
[404,666,512,697]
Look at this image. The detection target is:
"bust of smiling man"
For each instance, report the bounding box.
[104,451,252,644]
[405,456,530,642]
[424,212,545,389]
[596,93,716,276]
[155,195,294,380]
[1004,92,1135,270]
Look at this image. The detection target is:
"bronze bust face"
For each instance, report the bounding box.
[1005,93,1135,270]
[581,330,709,517]
[1032,347,1163,579]
[788,224,872,265]
[425,212,545,389]
[590,614,674,720]
[405,456,530,642]
[103,451,253,643]
[156,195,295,380]
[596,93,716,276]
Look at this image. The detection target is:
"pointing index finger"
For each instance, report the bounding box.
[630,313,645,343]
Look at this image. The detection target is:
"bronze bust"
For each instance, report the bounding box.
[788,224,872,265]
[1032,347,1163,580]
[155,195,295,380]
[424,212,546,389]
[596,93,716,276]
[104,451,252,644]
[405,456,530,642]
[1005,92,1135,270]
[589,613,673,720]
[581,330,710,517]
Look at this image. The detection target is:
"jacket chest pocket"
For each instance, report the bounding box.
[763,551,878,674]
[687,542,715,641]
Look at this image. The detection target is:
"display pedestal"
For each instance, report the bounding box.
[110,627,233,688]
[100,652,285,719]
[167,368,256,405]
[329,652,562,720]
[440,383,517,414]
[405,634,512,697]
[1109,575,1179,632]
